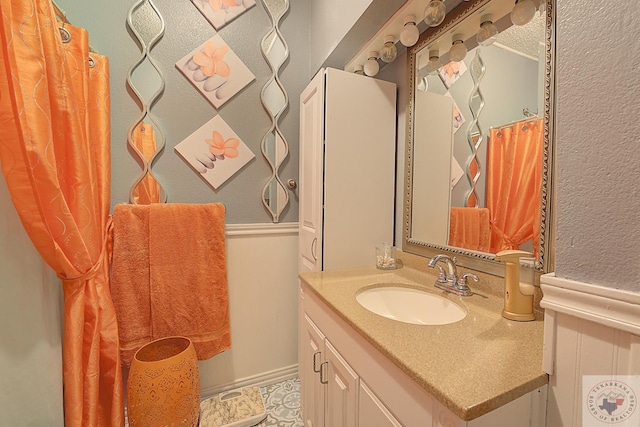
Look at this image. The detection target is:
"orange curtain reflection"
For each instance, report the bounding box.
[0,1,123,426]
[486,119,543,257]
[132,123,161,204]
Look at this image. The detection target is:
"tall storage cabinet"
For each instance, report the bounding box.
[298,67,397,273]
[298,67,397,427]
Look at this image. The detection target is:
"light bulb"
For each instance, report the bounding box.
[400,15,420,47]
[364,51,380,77]
[449,36,467,62]
[423,0,446,27]
[476,14,498,46]
[353,65,364,75]
[424,50,440,75]
[511,0,536,26]
[380,35,398,63]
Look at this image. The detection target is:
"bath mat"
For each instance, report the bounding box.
[200,386,267,427]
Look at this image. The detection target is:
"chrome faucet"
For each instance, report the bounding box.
[428,254,458,286]
[427,254,477,296]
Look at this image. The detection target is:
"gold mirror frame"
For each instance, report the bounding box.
[403,0,556,276]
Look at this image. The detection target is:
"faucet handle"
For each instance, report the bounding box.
[458,272,478,285]
[433,264,447,284]
[455,273,478,296]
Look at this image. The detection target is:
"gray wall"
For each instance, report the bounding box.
[555,0,640,291]
[0,178,64,426]
[58,0,310,224]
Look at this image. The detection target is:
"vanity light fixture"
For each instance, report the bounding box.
[510,0,537,26]
[423,0,446,27]
[353,65,364,75]
[449,34,467,62]
[364,51,380,76]
[476,14,499,46]
[400,15,420,47]
[424,49,441,75]
[380,35,398,63]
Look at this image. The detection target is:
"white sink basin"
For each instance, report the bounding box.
[356,285,467,325]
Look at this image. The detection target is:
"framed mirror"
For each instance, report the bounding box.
[403,0,555,275]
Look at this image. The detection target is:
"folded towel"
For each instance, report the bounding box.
[448,207,491,253]
[111,203,231,366]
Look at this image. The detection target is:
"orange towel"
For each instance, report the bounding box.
[111,203,231,366]
[448,207,491,252]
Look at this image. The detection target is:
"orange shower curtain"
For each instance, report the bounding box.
[486,119,543,257]
[0,1,123,426]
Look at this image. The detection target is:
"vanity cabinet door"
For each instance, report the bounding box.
[358,381,402,427]
[301,314,326,427]
[325,340,359,427]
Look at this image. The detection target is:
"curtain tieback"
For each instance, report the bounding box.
[57,216,113,282]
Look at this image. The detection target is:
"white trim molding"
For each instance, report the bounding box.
[226,222,298,237]
[540,273,640,426]
[540,273,640,336]
[200,364,299,400]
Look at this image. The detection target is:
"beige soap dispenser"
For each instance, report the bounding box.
[496,250,535,321]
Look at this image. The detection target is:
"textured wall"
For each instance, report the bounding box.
[0,176,64,426]
[309,0,372,72]
[554,0,640,291]
[58,0,310,224]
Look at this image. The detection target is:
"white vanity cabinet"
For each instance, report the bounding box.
[298,67,396,273]
[301,310,401,427]
[299,281,548,427]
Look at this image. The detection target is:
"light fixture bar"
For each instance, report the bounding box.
[344,0,429,73]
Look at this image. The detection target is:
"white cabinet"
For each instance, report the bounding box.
[298,67,396,273]
[324,341,358,427]
[300,314,326,427]
[301,308,396,427]
[299,282,547,427]
[358,382,402,427]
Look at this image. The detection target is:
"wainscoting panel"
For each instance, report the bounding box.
[541,273,640,426]
[198,223,300,398]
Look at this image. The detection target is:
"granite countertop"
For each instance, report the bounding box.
[299,260,548,421]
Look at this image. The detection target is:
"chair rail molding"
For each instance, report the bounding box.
[540,273,640,336]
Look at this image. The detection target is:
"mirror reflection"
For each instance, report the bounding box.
[405,0,554,273]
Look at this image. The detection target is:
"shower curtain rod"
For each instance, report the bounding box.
[490,115,539,131]
[51,0,70,24]
[51,0,98,53]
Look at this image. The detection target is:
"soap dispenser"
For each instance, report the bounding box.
[495,250,535,321]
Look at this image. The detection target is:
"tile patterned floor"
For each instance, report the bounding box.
[127,377,302,426]
[253,377,302,426]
